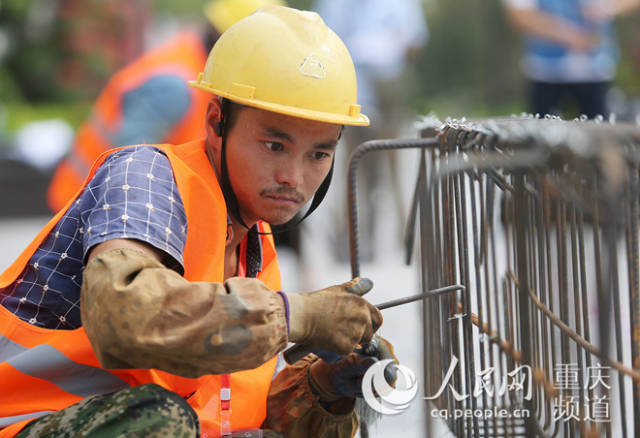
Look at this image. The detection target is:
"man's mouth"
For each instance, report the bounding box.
[264,195,302,205]
[261,189,304,205]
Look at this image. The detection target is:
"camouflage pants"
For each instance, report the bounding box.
[16,384,199,438]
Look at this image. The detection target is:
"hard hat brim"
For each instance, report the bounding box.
[189,80,370,127]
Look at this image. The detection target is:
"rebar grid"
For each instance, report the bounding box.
[346,116,640,437]
[417,117,640,437]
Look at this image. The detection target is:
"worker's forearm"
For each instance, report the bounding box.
[81,248,288,377]
[505,8,594,48]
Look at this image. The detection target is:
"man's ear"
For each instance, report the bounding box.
[205,98,224,144]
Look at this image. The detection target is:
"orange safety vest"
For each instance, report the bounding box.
[1,139,282,438]
[47,31,211,212]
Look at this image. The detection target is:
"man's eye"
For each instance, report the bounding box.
[264,142,284,152]
[311,151,330,161]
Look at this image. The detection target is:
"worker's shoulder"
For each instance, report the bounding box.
[95,145,175,182]
[103,145,170,164]
[83,145,184,213]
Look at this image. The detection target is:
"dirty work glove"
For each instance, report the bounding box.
[312,316,397,364]
[285,277,383,356]
[308,335,398,401]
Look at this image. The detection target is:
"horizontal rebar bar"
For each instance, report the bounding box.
[376,285,465,310]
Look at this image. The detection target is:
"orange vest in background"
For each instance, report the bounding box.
[47,31,211,212]
[0,140,282,438]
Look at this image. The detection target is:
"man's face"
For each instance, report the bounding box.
[224,106,341,226]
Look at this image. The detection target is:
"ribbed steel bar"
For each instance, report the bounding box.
[542,183,561,438]
[482,175,498,437]
[347,138,439,278]
[575,184,594,429]
[513,174,536,436]
[568,191,586,434]
[627,163,640,434]
[527,179,544,429]
[608,205,628,438]
[536,183,552,433]
[417,149,435,438]
[591,179,612,438]
[470,165,491,438]
[457,147,481,438]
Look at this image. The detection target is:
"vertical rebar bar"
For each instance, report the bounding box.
[627,164,640,433]
[419,148,434,438]
[455,154,480,438]
[514,174,536,436]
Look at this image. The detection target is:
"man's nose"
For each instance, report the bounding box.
[275,158,304,187]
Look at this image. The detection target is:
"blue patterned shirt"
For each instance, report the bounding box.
[1,146,189,329]
[1,145,265,330]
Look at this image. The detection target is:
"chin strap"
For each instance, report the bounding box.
[218,98,250,230]
[300,161,334,222]
[216,98,336,234]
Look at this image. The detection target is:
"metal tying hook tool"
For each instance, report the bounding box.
[282,284,466,364]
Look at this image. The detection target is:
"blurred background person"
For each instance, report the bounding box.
[503,0,640,119]
[311,0,428,262]
[313,0,428,133]
[47,0,284,213]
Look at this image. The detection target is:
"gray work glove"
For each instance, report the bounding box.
[285,277,383,356]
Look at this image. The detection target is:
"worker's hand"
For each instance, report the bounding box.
[308,335,398,401]
[565,29,600,52]
[285,277,382,355]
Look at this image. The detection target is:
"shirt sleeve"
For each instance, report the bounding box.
[111,75,192,146]
[78,145,188,270]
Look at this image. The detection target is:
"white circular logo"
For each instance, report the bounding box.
[362,359,418,415]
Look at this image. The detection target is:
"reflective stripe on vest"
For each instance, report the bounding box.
[219,374,231,437]
[0,412,54,428]
[0,335,130,398]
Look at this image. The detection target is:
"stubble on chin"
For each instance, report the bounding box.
[261,209,299,226]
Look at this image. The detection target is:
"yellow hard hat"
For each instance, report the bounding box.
[204,0,285,34]
[190,5,369,126]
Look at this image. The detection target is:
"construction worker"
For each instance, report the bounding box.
[0,5,392,438]
[47,0,284,212]
[503,0,640,118]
